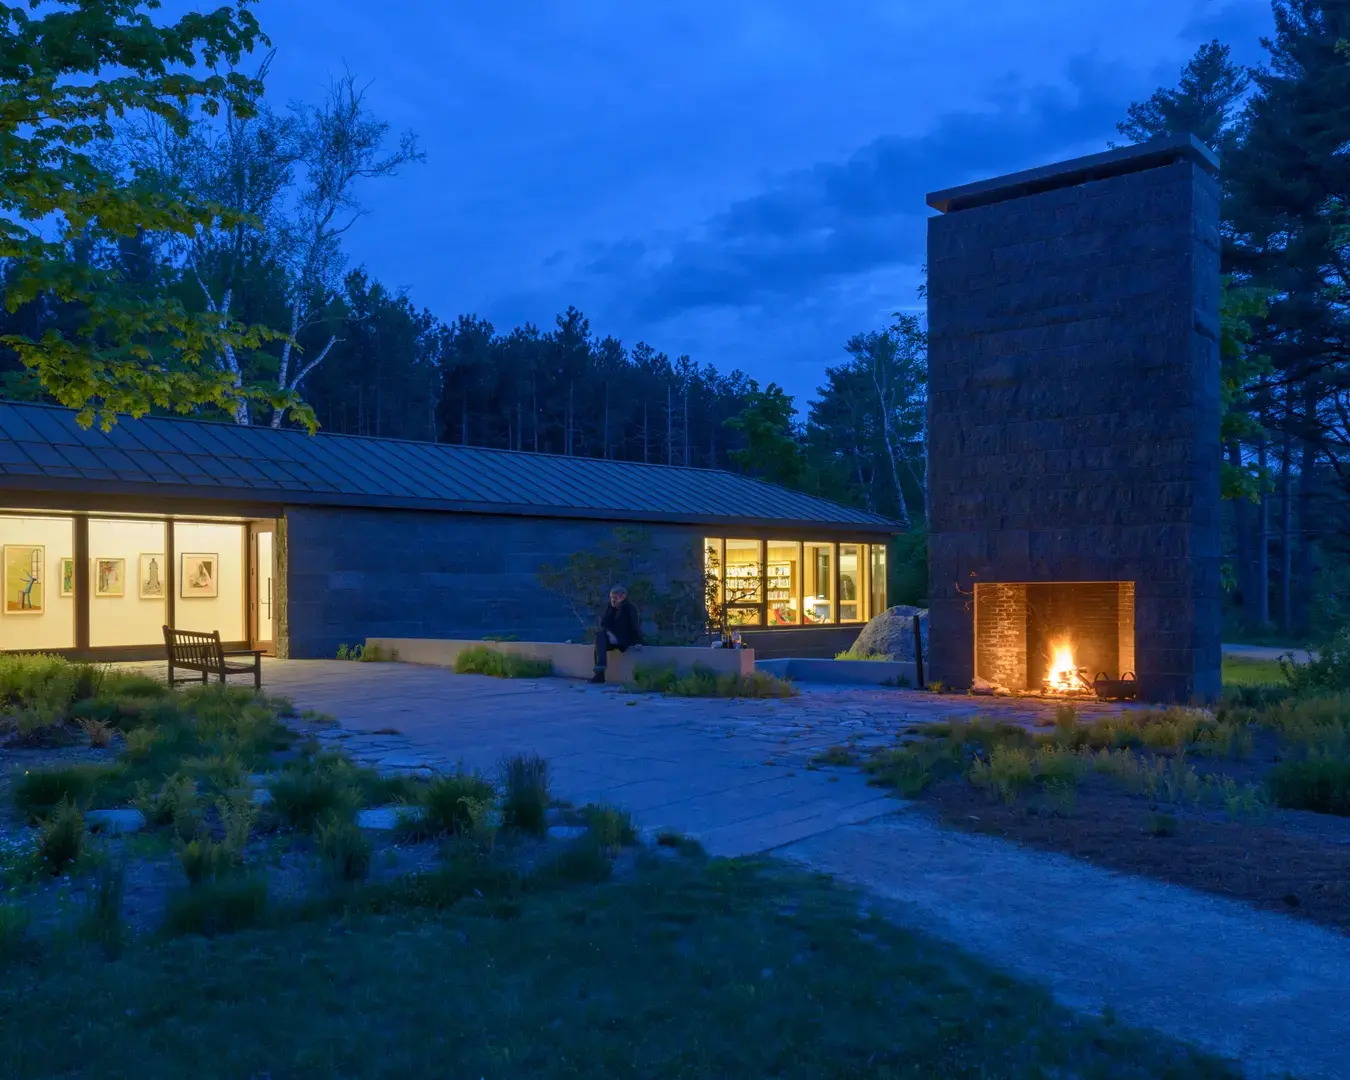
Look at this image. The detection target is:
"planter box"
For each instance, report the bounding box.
[364,637,755,682]
[755,657,918,687]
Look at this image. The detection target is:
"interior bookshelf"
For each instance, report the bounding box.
[767,561,793,602]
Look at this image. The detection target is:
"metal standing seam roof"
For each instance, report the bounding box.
[0,402,900,532]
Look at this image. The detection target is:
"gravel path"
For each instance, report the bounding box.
[779,809,1350,1080]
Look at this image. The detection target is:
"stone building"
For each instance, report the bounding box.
[0,402,897,661]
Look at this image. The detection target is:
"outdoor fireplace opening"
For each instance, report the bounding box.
[974,582,1136,696]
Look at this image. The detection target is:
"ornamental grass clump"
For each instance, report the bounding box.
[37,798,84,876]
[631,664,795,699]
[453,646,552,679]
[501,752,550,836]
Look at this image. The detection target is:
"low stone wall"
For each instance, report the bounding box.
[756,657,918,687]
[365,637,755,682]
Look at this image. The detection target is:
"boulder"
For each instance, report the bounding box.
[849,605,929,662]
[85,808,146,836]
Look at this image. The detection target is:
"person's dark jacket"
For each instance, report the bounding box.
[599,599,644,649]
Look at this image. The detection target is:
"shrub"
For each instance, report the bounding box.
[134,772,201,842]
[1281,630,1350,696]
[178,836,234,885]
[267,759,362,832]
[216,788,259,857]
[833,650,892,661]
[0,652,78,727]
[501,752,550,836]
[530,835,613,886]
[582,803,638,849]
[79,718,114,749]
[969,746,1034,804]
[453,646,552,679]
[121,726,160,760]
[1147,812,1178,837]
[413,772,498,839]
[631,664,795,699]
[1032,746,1084,787]
[811,745,859,767]
[1268,755,1350,816]
[864,745,957,796]
[37,798,84,876]
[79,861,126,958]
[317,816,373,882]
[13,764,109,821]
[162,875,268,938]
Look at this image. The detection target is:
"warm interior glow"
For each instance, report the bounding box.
[1045,639,1080,693]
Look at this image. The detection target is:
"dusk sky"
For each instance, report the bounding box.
[250,0,1273,407]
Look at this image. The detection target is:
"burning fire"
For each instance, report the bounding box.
[1045,639,1081,693]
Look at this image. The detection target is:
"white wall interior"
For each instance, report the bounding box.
[89,518,167,647]
[173,521,246,642]
[0,515,75,651]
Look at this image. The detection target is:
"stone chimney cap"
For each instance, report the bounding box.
[925,134,1220,214]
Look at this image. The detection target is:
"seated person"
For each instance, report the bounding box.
[590,584,643,684]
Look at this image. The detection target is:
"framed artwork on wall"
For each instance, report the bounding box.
[180,553,218,598]
[94,557,126,598]
[59,557,74,598]
[3,544,44,615]
[139,553,165,600]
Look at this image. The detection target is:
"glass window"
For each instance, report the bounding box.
[724,539,763,626]
[89,518,168,647]
[174,522,247,642]
[703,538,724,612]
[869,544,888,619]
[803,542,834,623]
[766,541,800,625]
[840,544,862,622]
[0,514,75,651]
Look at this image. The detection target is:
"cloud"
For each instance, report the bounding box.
[550,53,1144,326]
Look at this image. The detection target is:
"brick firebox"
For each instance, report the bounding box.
[924,135,1223,703]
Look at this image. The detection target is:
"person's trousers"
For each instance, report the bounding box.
[594,632,627,670]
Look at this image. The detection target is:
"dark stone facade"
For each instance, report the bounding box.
[277,507,704,658]
[925,140,1223,703]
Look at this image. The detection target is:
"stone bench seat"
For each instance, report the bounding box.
[364,638,755,681]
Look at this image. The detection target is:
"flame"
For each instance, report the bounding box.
[1045,639,1079,693]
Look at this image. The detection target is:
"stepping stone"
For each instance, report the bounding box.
[357,805,425,831]
[86,808,146,835]
[547,825,587,841]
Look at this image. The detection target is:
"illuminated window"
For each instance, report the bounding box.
[803,542,834,624]
[766,541,801,625]
[869,544,888,619]
[724,539,763,626]
[840,544,862,622]
[173,521,247,642]
[89,518,168,647]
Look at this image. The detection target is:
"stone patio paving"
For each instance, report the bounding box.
[250,659,1125,857]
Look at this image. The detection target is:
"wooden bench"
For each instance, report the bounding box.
[162,626,263,690]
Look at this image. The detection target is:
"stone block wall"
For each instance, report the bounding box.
[926,148,1222,702]
[277,507,703,659]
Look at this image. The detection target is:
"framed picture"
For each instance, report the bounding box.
[139,553,165,600]
[94,557,126,598]
[3,544,44,615]
[180,553,218,599]
[59,557,74,598]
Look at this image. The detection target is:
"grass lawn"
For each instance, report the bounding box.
[0,854,1236,1080]
[1221,654,1286,687]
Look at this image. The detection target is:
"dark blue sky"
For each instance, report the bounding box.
[253,0,1272,406]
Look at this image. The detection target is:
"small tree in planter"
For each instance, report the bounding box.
[538,528,711,645]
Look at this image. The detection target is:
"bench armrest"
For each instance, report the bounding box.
[221,649,265,659]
